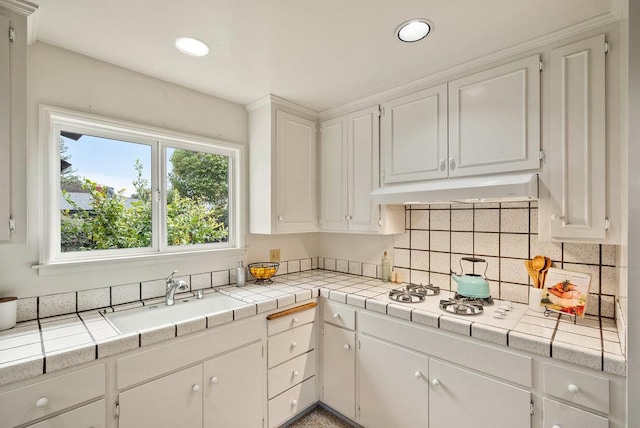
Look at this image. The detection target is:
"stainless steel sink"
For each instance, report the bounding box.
[105,293,245,334]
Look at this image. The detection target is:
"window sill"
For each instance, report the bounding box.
[33,247,247,276]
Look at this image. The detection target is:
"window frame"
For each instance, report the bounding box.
[39,105,245,268]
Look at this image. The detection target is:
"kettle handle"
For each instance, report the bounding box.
[459,257,489,279]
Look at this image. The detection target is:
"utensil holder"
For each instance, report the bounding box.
[528,287,545,313]
[0,297,17,331]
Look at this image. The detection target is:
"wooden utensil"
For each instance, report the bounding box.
[539,256,552,289]
[531,255,546,288]
[524,260,538,286]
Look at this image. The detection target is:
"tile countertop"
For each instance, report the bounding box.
[0,270,626,387]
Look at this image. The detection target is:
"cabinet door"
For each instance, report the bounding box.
[275,110,317,233]
[322,323,355,419]
[548,35,606,240]
[429,360,530,428]
[0,15,10,241]
[319,116,348,231]
[358,336,428,428]
[118,365,202,428]
[204,341,263,428]
[542,397,607,428]
[448,55,540,177]
[348,106,380,232]
[381,84,448,183]
[28,399,105,428]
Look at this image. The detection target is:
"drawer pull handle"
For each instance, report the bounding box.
[344,344,350,350]
[35,397,49,408]
[333,313,340,319]
[568,384,579,393]
[293,370,300,377]
[192,384,201,392]
[291,399,298,407]
[291,342,298,348]
[431,378,441,386]
[210,377,218,384]
[414,371,422,379]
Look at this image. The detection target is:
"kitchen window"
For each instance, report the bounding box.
[39,106,245,267]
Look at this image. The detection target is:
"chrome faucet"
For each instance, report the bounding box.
[165,270,189,306]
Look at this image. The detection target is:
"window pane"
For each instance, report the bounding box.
[166,147,229,246]
[59,132,152,252]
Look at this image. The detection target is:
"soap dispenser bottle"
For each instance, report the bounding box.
[382,252,391,282]
[236,261,246,287]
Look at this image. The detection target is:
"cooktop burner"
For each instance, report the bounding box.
[440,295,494,315]
[389,283,440,303]
[453,293,494,306]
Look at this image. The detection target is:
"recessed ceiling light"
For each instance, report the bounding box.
[395,19,432,43]
[175,37,210,57]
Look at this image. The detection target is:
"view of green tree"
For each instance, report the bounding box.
[60,157,228,252]
[169,149,228,209]
[60,138,85,192]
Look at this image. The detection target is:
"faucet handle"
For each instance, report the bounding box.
[166,270,178,283]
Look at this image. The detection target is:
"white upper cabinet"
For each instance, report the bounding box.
[0,14,11,242]
[381,84,448,183]
[248,96,318,234]
[448,55,541,177]
[0,5,31,244]
[319,116,349,231]
[320,106,404,234]
[547,35,607,241]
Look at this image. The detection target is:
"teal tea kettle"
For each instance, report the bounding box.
[451,257,491,298]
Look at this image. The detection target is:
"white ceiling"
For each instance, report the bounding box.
[32,0,617,112]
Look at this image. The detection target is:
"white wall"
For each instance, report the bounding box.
[319,233,394,266]
[0,42,318,298]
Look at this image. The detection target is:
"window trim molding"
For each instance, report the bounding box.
[37,105,246,270]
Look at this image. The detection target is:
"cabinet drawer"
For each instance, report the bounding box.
[269,323,316,368]
[268,376,317,428]
[543,363,609,414]
[268,350,316,399]
[323,301,355,330]
[27,399,105,428]
[268,305,316,336]
[0,363,105,428]
[542,398,608,428]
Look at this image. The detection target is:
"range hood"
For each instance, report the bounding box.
[371,173,538,205]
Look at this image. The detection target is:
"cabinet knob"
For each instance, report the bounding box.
[293,370,300,377]
[344,344,351,350]
[210,377,218,384]
[449,158,456,170]
[347,215,352,220]
[431,378,441,386]
[414,371,422,379]
[333,313,340,319]
[292,318,299,324]
[439,159,446,171]
[291,399,298,407]
[291,341,298,348]
[278,215,284,221]
[35,397,49,408]
[568,384,580,393]
[552,425,561,428]
[551,213,565,221]
[192,384,201,392]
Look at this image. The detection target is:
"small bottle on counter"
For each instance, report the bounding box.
[381,252,391,282]
[236,261,246,287]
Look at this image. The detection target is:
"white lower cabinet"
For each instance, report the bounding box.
[542,398,607,428]
[204,342,263,428]
[358,335,429,428]
[118,341,263,428]
[322,323,355,419]
[119,364,203,428]
[429,360,531,428]
[27,399,105,428]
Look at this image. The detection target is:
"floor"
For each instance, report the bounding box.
[286,406,354,428]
